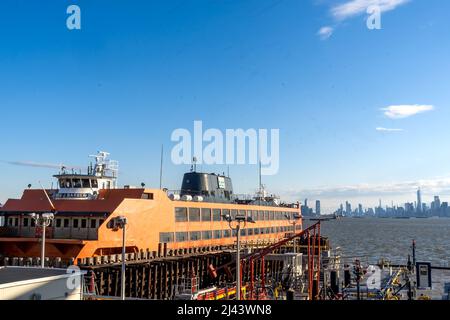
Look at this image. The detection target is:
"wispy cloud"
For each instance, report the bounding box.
[375,127,404,132]
[317,26,334,40]
[0,160,81,170]
[318,0,411,39]
[331,0,410,20]
[382,104,434,119]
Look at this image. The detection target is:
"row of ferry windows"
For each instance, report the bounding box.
[5,217,104,229]
[59,179,99,189]
[175,208,296,223]
[160,225,299,243]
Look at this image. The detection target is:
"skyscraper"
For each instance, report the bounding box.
[434,196,441,210]
[301,199,310,217]
[358,204,363,216]
[442,202,449,217]
[417,189,422,213]
[315,200,321,216]
[345,201,352,216]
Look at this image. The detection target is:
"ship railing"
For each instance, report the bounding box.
[173,277,200,295]
[166,190,299,208]
[233,194,255,201]
[166,189,205,197]
[167,190,275,201]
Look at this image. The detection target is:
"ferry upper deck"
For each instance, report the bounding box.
[0,152,302,264]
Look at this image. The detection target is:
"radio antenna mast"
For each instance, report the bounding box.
[258,144,262,206]
[39,181,56,212]
[159,145,164,190]
[259,160,262,206]
[191,157,198,173]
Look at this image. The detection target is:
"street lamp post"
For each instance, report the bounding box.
[223,212,255,300]
[117,217,128,301]
[29,213,55,268]
[107,216,128,300]
[236,222,242,300]
[285,213,302,254]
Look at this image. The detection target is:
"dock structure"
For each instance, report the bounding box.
[78,222,329,300]
[0,222,331,300]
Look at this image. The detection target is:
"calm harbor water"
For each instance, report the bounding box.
[305,218,450,267]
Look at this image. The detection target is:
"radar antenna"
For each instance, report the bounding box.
[191,157,198,173]
[89,151,119,178]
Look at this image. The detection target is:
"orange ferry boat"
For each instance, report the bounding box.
[0,152,301,265]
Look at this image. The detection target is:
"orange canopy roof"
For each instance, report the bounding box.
[1,189,145,213]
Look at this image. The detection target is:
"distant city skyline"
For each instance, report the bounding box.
[279,178,450,213]
[298,188,450,216]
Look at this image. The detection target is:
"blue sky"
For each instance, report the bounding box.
[0,0,449,212]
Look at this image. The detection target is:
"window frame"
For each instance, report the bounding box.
[212,209,221,222]
[202,230,212,240]
[176,232,189,242]
[189,208,201,222]
[159,232,174,243]
[175,207,188,222]
[201,208,212,222]
[190,231,201,241]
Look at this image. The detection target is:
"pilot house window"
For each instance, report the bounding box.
[73,179,82,188]
[82,179,90,188]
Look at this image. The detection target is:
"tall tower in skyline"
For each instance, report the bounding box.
[315,200,321,216]
[417,188,422,213]
[345,201,352,216]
